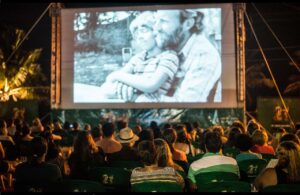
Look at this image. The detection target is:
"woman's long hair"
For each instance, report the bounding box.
[154,138,174,167]
[277,141,300,183]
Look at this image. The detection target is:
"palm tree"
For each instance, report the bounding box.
[0,24,49,102]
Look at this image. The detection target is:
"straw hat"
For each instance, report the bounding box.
[116,127,139,143]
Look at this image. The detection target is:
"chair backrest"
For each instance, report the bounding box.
[262,184,300,192]
[197,181,252,192]
[49,179,105,192]
[238,159,267,182]
[109,160,143,170]
[131,181,182,192]
[88,166,131,191]
[261,153,276,163]
[223,147,240,158]
[195,171,239,188]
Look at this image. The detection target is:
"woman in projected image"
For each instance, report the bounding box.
[99,11,179,102]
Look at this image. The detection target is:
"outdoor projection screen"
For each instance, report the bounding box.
[59,3,237,109]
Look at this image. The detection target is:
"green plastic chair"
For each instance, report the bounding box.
[195,171,239,188]
[88,166,131,191]
[262,184,300,192]
[197,181,252,192]
[131,181,183,192]
[238,159,267,182]
[49,179,105,192]
[109,160,143,170]
[223,147,240,158]
[261,153,276,163]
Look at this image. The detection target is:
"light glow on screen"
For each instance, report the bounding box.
[60,3,237,109]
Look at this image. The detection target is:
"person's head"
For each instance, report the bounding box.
[137,140,157,166]
[116,127,139,147]
[133,125,142,135]
[153,10,204,50]
[21,123,31,137]
[252,130,268,146]
[212,125,225,137]
[84,124,92,131]
[30,136,48,165]
[226,127,242,147]
[162,123,172,130]
[130,11,157,51]
[280,133,300,146]
[204,131,222,153]
[276,141,300,182]
[174,124,189,144]
[73,131,96,161]
[246,120,260,136]
[162,128,177,145]
[183,122,193,134]
[154,138,173,167]
[102,122,115,138]
[231,120,246,134]
[235,134,253,152]
[0,119,8,135]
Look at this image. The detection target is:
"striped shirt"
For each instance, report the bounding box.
[188,152,240,184]
[130,166,179,185]
[126,50,179,101]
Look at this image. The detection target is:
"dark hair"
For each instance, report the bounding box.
[231,120,246,134]
[204,131,222,153]
[30,137,48,165]
[73,131,91,162]
[21,123,31,137]
[102,122,115,137]
[175,124,189,144]
[226,127,242,147]
[137,140,156,166]
[280,133,300,145]
[183,122,193,134]
[180,10,204,34]
[162,128,177,153]
[116,120,127,131]
[235,134,253,151]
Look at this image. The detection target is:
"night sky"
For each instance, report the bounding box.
[0,2,299,111]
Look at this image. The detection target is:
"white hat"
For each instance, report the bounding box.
[116,127,139,143]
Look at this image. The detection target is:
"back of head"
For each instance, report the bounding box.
[204,131,222,153]
[154,138,172,167]
[102,122,115,137]
[227,127,242,147]
[280,133,300,146]
[212,125,225,137]
[175,124,189,144]
[231,120,246,134]
[251,130,267,146]
[162,128,177,145]
[247,120,260,136]
[30,137,48,165]
[183,122,193,134]
[137,140,156,166]
[235,134,253,152]
[277,141,300,182]
[138,129,154,142]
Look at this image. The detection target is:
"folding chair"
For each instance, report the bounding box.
[262,184,300,192]
[131,181,182,192]
[238,159,267,182]
[195,171,239,189]
[197,181,251,192]
[88,166,131,192]
[49,179,105,192]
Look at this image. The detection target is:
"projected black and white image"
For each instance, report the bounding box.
[73,8,222,103]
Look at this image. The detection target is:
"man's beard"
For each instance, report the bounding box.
[156,27,184,51]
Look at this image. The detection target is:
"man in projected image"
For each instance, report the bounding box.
[117,9,221,102]
[100,11,179,102]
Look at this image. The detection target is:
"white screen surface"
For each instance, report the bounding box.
[59,3,238,109]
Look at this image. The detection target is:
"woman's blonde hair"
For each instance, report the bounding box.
[154,138,174,167]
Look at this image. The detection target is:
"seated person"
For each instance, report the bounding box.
[100,11,179,102]
[235,134,262,162]
[130,140,184,188]
[187,131,239,192]
[14,137,62,191]
[254,141,300,191]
